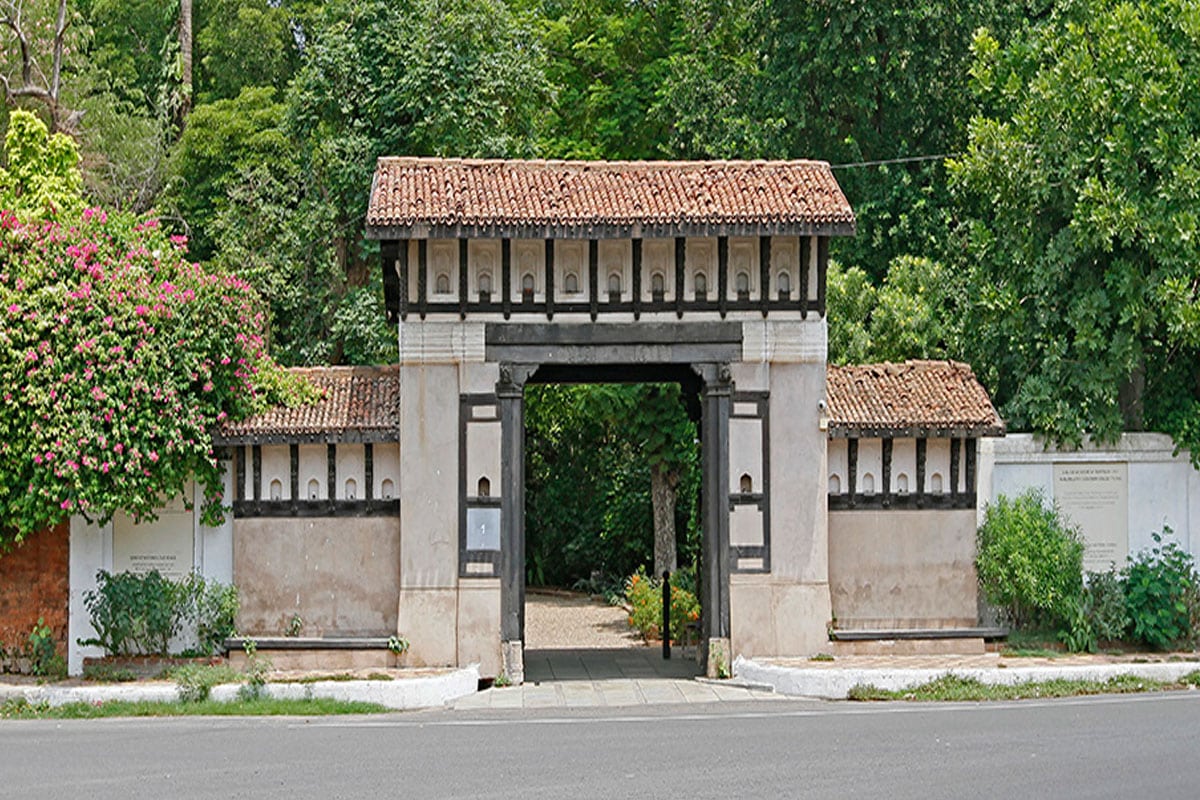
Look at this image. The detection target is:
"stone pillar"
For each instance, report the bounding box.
[497,363,535,684]
[697,362,733,677]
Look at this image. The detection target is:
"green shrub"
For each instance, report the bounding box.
[80,570,181,656]
[1084,568,1130,643]
[170,663,241,703]
[26,617,66,679]
[177,574,240,656]
[1123,528,1200,650]
[623,568,701,643]
[80,570,240,657]
[976,490,1084,629]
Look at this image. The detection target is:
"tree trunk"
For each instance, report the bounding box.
[1119,361,1146,431]
[178,0,193,125]
[651,463,678,577]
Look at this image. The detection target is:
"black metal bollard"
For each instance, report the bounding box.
[662,570,671,660]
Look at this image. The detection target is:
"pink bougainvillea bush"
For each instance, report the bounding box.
[0,208,284,545]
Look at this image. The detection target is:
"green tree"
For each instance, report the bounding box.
[759,0,1037,280]
[952,0,1200,457]
[0,113,295,546]
[825,261,877,365]
[0,109,82,216]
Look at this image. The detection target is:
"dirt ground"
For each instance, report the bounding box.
[524,590,647,649]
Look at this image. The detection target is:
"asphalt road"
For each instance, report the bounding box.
[3,693,1199,799]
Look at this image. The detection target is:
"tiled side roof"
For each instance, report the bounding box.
[826,361,1004,438]
[214,366,399,444]
[365,158,855,238]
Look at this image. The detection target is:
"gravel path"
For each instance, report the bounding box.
[524,591,647,650]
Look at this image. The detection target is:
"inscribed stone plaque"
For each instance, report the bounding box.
[466,507,501,551]
[112,502,195,580]
[1053,463,1128,571]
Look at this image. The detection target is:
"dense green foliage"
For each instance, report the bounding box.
[1123,529,1200,650]
[4,1,1200,573]
[976,490,1085,629]
[524,384,699,587]
[79,570,239,657]
[952,0,1200,457]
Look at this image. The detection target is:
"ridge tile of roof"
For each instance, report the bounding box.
[365,157,855,238]
[215,365,399,444]
[825,360,1004,437]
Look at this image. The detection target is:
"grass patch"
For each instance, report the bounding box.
[848,671,1200,702]
[809,653,835,662]
[1,696,390,719]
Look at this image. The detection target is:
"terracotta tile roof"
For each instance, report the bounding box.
[826,361,1004,438]
[214,366,399,444]
[365,158,855,238]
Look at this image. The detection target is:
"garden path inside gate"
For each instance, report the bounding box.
[452,592,785,710]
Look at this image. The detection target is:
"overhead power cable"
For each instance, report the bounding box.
[830,153,961,169]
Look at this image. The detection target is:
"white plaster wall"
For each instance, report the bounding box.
[771,236,798,303]
[261,444,290,501]
[429,240,460,302]
[892,438,916,495]
[980,433,1198,561]
[197,467,234,584]
[598,239,631,302]
[686,238,716,299]
[857,438,882,496]
[730,416,763,495]
[469,240,500,299]
[827,439,848,495]
[927,438,952,496]
[641,239,674,302]
[727,237,757,300]
[69,516,111,675]
[335,444,366,500]
[554,240,587,301]
[513,240,544,302]
[298,444,327,501]
[373,443,400,500]
[467,417,503,499]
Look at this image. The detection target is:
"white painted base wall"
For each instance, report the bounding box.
[979,433,1199,567]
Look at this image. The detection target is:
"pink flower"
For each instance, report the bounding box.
[6,303,17,314]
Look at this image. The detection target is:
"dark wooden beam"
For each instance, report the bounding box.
[380,240,399,324]
[364,443,374,501]
[458,239,469,320]
[759,236,770,317]
[544,239,555,321]
[966,438,977,494]
[289,444,299,513]
[416,239,428,320]
[501,238,512,320]
[235,446,246,502]
[916,438,927,509]
[252,445,262,514]
[817,236,829,317]
[847,438,858,509]
[717,236,729,319]
[675,237,686,318]
[798,236,810,320]
[881,437,893,508]
[950,437,961,497]
[632,238,642,320]
[588,239,599,321]
[398,240,409,321]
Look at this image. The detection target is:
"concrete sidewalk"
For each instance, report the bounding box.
[452,647,783,709]
[735,652,1200,699]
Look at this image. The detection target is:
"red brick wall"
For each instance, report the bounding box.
[0,522,69,655]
